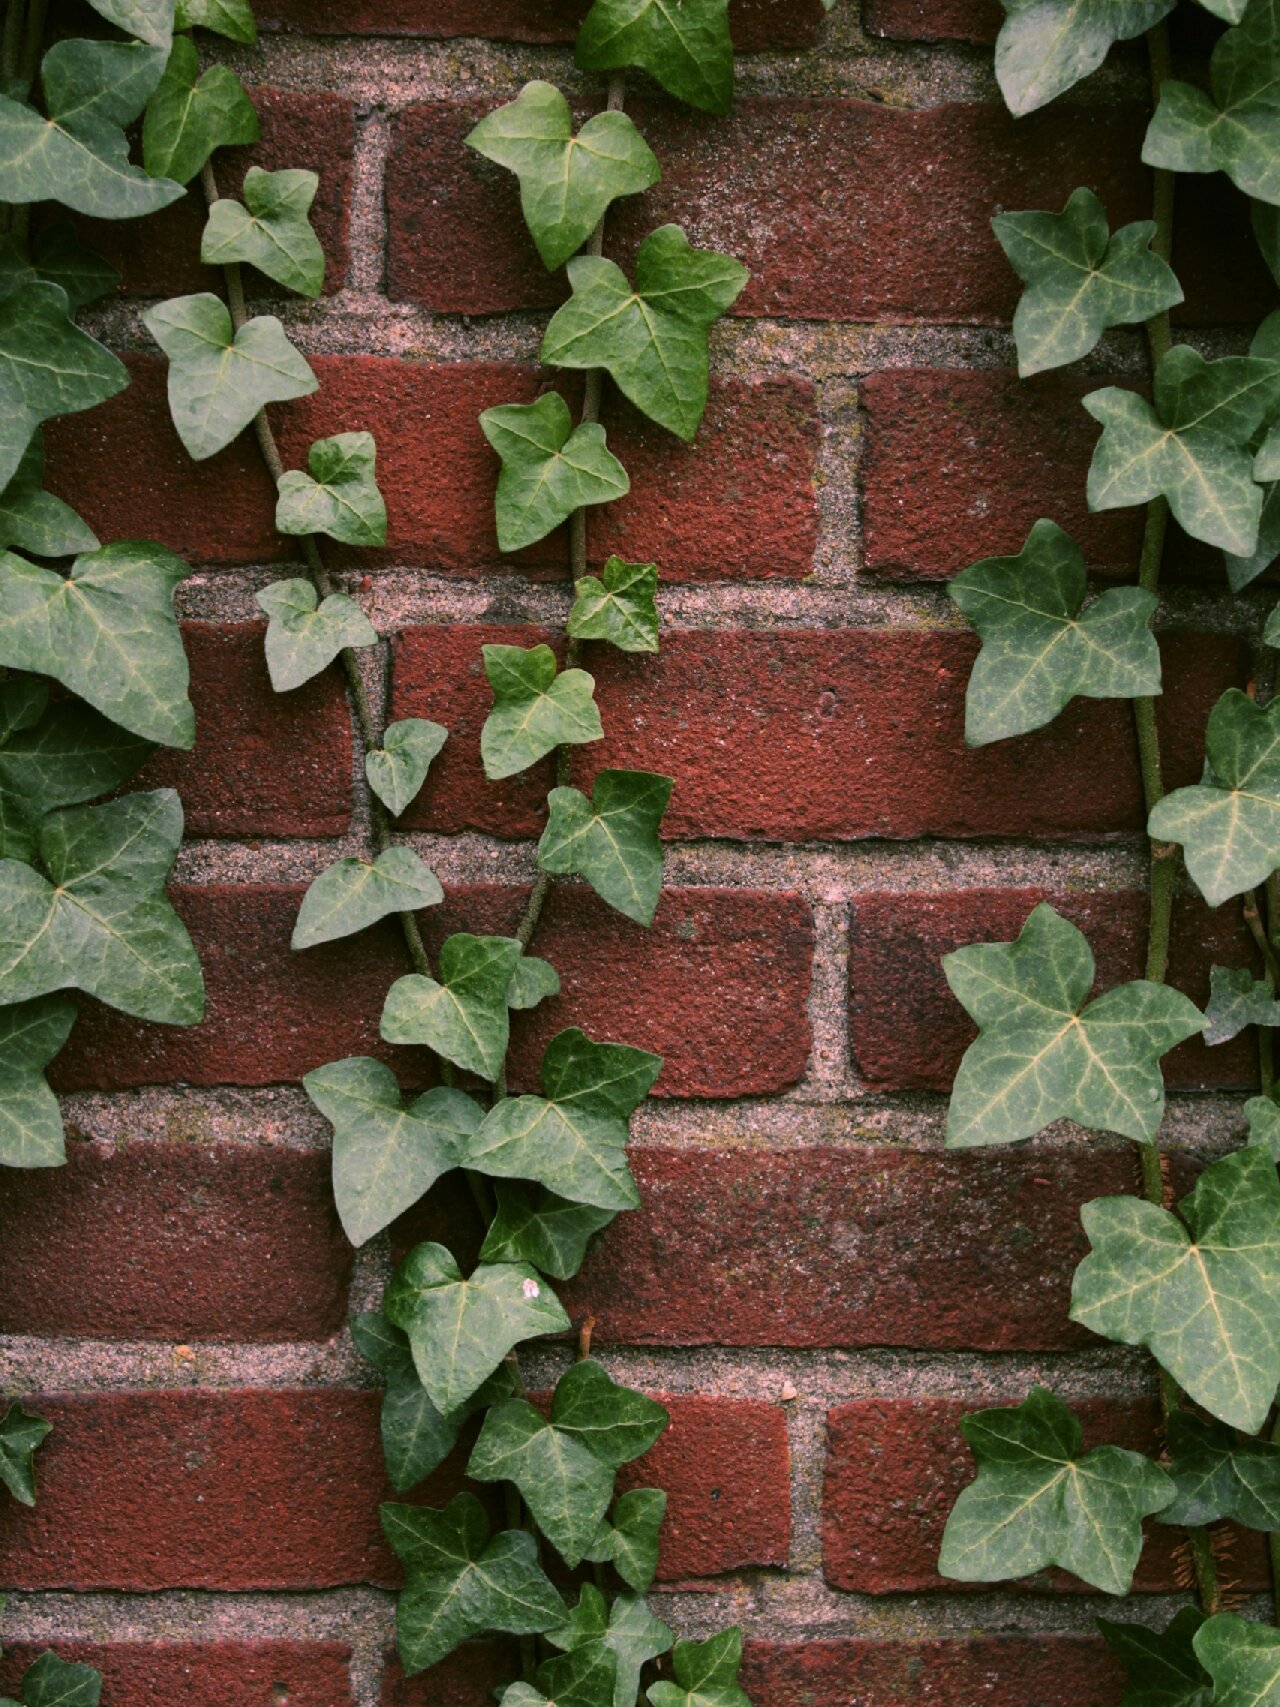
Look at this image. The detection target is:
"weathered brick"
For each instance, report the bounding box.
[259,0,825,47]
[381,1643,519,1707]
[862,0,1001,40]
[0,1139,350,1341]
[0,1642,355,1707]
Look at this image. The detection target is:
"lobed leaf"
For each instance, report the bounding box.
[292,848,442,949]
[576,0,733,115]
[537,769,672,924]
[366,719,447,816]
[1159,1410,1280,1531]
[506,954,561,1010]
[480,642,603,780]
[481,1180,617,1280]
[993,0,1175,116]
[568,557,660,653]
[0,224,119,312]
[276,432,387,544]
[88,0,175,47]
[381,933,524,1081]
[142,35,258,184]
[8,1651,101,1707]
[255,577,376,693]
[481,393,629,553]
[202,166,324,298]
[1195,1613,1280,1706]
[0,997,77,1169]
[647,1629,751,1707]
[1248,1094,1280,1159]
[0,434,98,559]
[0,1403,52,1506]
[1203,964,1280,1045]
[583,1486,667,1592]
[546,1583,672,1707]
[0,282,128,491]
[1097,1608,1211,1707]
[176,0,258,42]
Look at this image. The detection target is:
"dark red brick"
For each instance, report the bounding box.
[0,1139,350,1341]
[381,1643,520,1707]
[0,1643,355,1707]
[863,0,1001,40]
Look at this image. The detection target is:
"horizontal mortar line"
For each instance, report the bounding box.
[0,1585,395,1646]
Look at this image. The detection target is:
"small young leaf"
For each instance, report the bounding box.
[12,1651,101,1707]
[949,518,1159,746]
[546,1583,673,1707]
[1195,1613,1280,1707]
[552,1359,668,1466]
[256,577,377,692]
[142,36,258,184]
[568,557,660,653]
[938,1386,1173,1593]
[583,1487,666,1592]
[992,0,1175,117]
[538,1642,618,1707]
[292,848,442,949]
[468,1399,618,1567]
[384,1242,570,1414]
[381,934,523,1080]
[1247,1094,1280,1159]
[1071,1146,1280,1433]
[480,394,629,553]
[0,283,127,490]
[276,431,387,544]
[1203,964,1280,1045]
[467,82,660,272]
[176,0,258,42]
[1159,1410,1280,1530]
[481,1181,616,1280]
[0,1403,52,1505]
[944,902,1203,1147]
[537,770,672,925]
[541,225,748,442]
[143,293,318,461]
[647,1629,751,1707]
[1098,1609,1211,1707]
[366,719,447,816]
[202,167,324,298]
[576,0,733,115]
[0,434,98,558]
[506,955,561,1010]
[480,643,603,780]
[0,996,77,1169]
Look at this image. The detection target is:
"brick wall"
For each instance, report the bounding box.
[0,4,1261,1702]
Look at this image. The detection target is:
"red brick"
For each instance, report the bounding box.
[0,1643,355,1707]
[863,0,1001,40]
[381,1643,520,1707]
[0,1139,350,1341]
[391,625,1241,841]
[848,885,1259,1093]
[51,883,812,1098]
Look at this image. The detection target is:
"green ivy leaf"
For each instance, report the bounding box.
[468,1405,614,1567]
[938,1385,1172,1593]
[382,1491,565,1676]
[366,719,447,816]
[1097,1609,1211,1707]
[647,1630,751,1707]
[480,394,629,553]
[142,35,258,185]
[0,789,203,1024]
[583,1487,666,1593]
[576,0,733,115]
[88,0,175,47]
[27,224,119,310]
[381,934,523,1081]
[0,282,127,491]
[1071,1146,1280,1432]
[276,432,386,544]
[292,848,442,950]
[255,577,376,693]
[943,902,1203,1148]
[542,225,748,442]
[0,1403,52,1505]
[553,1359,668,1464]
[0,434,98,558]
[950,518,1159,746]
[202,167,324,298]
[175,0,258,42]
[1149,689,1280,907]
[507,955,561,1010]
[0,996,77,1169]
[568,557,660,654]
[546,1583,673,1707]
[538,1644,618,1707]
[1203,964,1280,1045]
[537,770,672,925]
[1195,1613,1280,1706]
[0,542,193,747]
[1159,1411,1280,1530]
[9,1651,101,1707]
[993,188,1183,377]
[384,1242,570,1414]
[143,293,317,461]
[1247,1094,1280,1159]
[481,1180,616,1280]
[467,81,660,273]
[992,0,1175,116]
[0,697,151,853]
[480,643,603,781]
[1084,349,1280,554]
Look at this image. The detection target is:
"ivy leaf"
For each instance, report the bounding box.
[0,1403,52,1505]
[382,1492,565,1676]
[480,643,603,781]
[0,996,77,1169]
[647,1630,751,1707]
[1084,349,1280,554]
[537,770,672,925]
[993,188,1183,377]
[992,0,1175,117]
[255,577,376,693]
[539,1649,617,1707]
[384,1242,570,1414]
[88,0,175,48]
[481,1180,616,1281]
[467,81,660,272]
[0,434,98,558]
[467,1400,618,1568]
[568,557,660,654]
[142,35,258,185]
[292,848,443,950]
[552,1359,668,1465]
[1098,1609,1212,1707]
[1247,1094,1280,1159]
[1195,1614,1280,1707]
[202,167,324,298]
[0,282,127,491]
[143,293,317,461]
[507,955,561,1011]
[950,519,1160,746]
[366,719,447,816]
[542,226,748,442]
[10,1652,101,1707]
[1159,1411,1280,1530]
[546,1584,673,1707]
[1149,689,1280,907]
[943,902,1203,1148]
[276,432,387,544]
[0,699,151,848]
[480,394,629,553]
[583,1487,666,1593]
[175,0,258,42]
[576,0,733,115]
[27,224,119,311]
[381,934,523,1081]
[1203,965,1280,1045]
[938,1386,1172,1593]
[1071,1146,1280,1432]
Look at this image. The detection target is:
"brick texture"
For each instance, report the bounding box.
[0,1643,356,1707]
[259,0,826,47]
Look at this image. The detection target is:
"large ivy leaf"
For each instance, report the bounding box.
[203,167,324,298]
[467,81,660,272]
[6,1651,101,1707]
[943,902,1203,1148]
[542,225,748,441]
[480,394,629,553]
[480,643,603,780]
[950,518,1159,746]
[0,789,203,1024]
[255,578,377,692]
[1071,1146,1280,1432]
[0,283,127,491]
[647,1630,751,1707]
[382,1492,565,1676]
[366,719,447,816]
[276,432,386,545]
[993,188,1183,376]
[1098,1609,1212,1707]
[0,1403,52,1505]
[0,697,151,855]
[992,0,1175,116]
[88,0,175,47]
[584,1487,666,1593]
[143,293,317,461]
[1203,964,1280,1045]
[292,848,442,950]
[481,1180,616,1280]
[381,933,523,1081]
[1159,1410,1280,1530]
[0,225,118,315]
[1195,1614,1280,1706]
[0,996,77,1169]
[938,1386,1172,1593]
[1148,691,1280,906]
[546,1584,673,1707]
[142,35,258,185]
[576,0,733,115]
[384,1241,570,1414]
[0,434,98,558]
[537,770,672,925]
[1084,348,1280,554]
[568,557,660,654]
[176,0,258,41]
